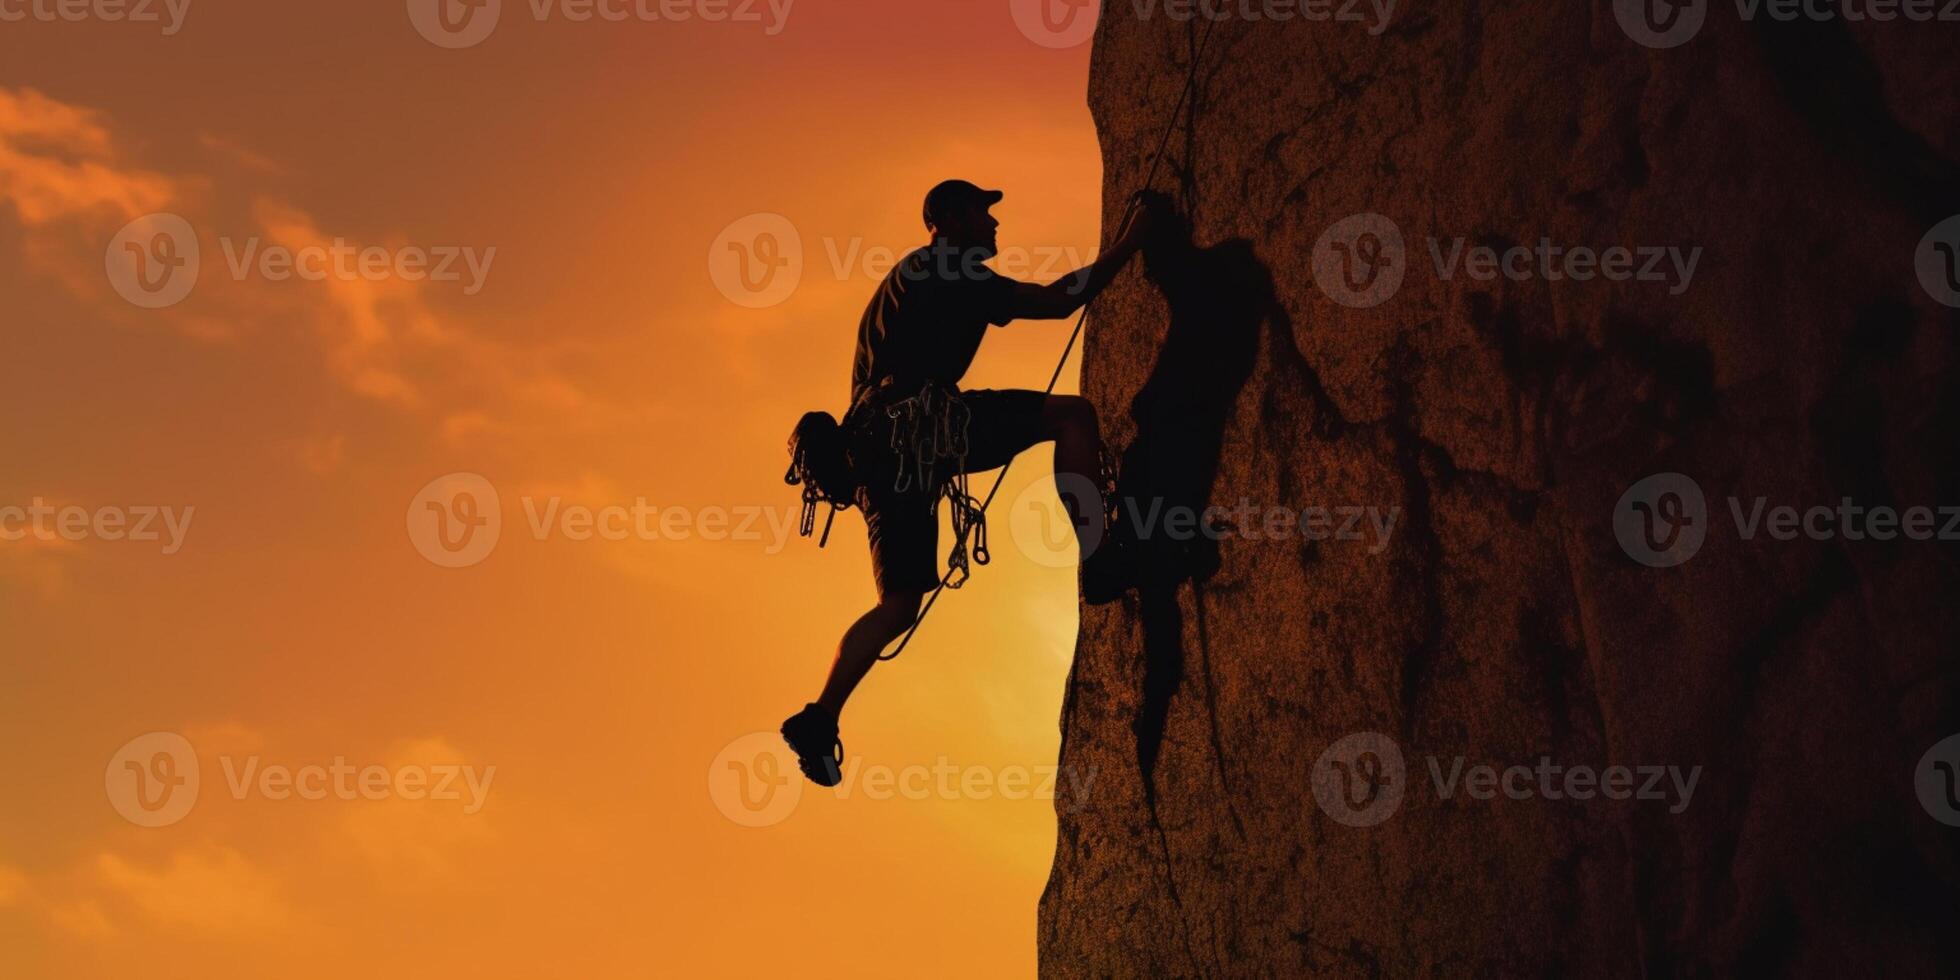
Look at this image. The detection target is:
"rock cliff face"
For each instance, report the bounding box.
[1041,4,1960,975]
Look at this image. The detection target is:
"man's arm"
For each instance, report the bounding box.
[1007,201,1154,321]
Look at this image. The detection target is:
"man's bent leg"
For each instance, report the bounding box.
[816,590,924,717]
[1042,394,1104,550]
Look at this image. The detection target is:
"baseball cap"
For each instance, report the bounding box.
[922,179,1004,229]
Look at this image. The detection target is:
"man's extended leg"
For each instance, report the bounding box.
[817,591,924,717]
[783,590,923,787]
[1042,394,1104,548]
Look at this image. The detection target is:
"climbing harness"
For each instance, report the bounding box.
[872,17,1224,661]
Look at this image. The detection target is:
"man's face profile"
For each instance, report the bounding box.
[932,202,1000,260]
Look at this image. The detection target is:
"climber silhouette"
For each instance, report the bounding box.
[781,179,1159,786]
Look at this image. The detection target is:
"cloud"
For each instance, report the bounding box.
[92,847,292,934]
[0,863,30,905]
[333,738,496,883]
[0,503,85,600]
[0,86,628,454]
[0,87,178,225]
[45,899,117,940]
[197,131,284,176]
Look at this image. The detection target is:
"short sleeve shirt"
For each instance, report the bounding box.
[850,244,1021,406]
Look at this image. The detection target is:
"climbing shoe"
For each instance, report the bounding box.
[780,703,844,787]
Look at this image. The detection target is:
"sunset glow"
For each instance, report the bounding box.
[1,3,1108,975]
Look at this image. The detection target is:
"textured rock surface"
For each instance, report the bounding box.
[1040,4,1960,976]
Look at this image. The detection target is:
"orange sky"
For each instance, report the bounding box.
[0,3,1109,976]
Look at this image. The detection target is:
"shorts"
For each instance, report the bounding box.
[854,388,1047,598]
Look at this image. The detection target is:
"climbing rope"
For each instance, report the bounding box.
[878,16,1222,661]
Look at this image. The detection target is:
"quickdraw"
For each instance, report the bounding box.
[883,383,989,590]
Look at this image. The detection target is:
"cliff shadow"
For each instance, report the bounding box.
[1118,192,1328,821]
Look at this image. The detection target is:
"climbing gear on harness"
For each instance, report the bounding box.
[786,410,861,548]
[873,15,1224,661]
[881,383,990,589]
[884,383,970,495]
[780,702,844,787]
